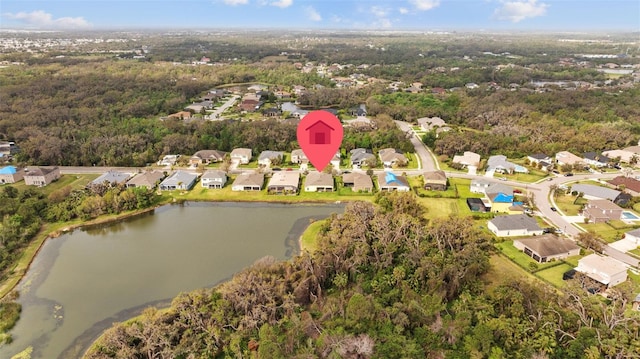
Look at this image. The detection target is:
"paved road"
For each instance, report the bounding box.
[209,95,239,120]
[394,120,437,171]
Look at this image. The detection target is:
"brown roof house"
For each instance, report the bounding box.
[267,171,300,194]
[514,235,580,263]
[377,172,410,192]
[126,171,165,189]
[609,176,640,196]
[304,171,334,192]
[190,150,227,165]
[583,199,623,223]
[378,148,408,168]
[576,254,628,288]
[232,172,264,191]
[343,172,373,193]
[290,149,309,164]
[423,170,447,191]
[24,166,60,187]
[0,165,25,184]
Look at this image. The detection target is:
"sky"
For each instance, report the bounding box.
[1,0,639,31]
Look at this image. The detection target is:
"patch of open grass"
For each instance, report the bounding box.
[299,219,326,253]
[553,194,584,216]
[495,241,563,272]
[535,263,575,288]
[5,174,99,196]
[581,222,626,243]
[483,254,538,290]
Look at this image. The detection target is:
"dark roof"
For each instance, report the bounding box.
[515,234,580,257]
[583,152,610,164]
[489,214,541,231]
[529,153,549,160]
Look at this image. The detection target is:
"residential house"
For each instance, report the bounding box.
[514,234,580,263]
[349,104,368,117]
[417,117,446,132]
[24,166,60,187]
[609,176,640,196]
[274,91,291,99]
[248,84,267,92]
[159,171,198,191]
[126,171,165,189]
[330,152,341,171]
[571,184,620,201]
[342,172,373,192]
[527,153,553,170]
[377,172,410,192]
[290,149,309,164]
[470,179,492,194]
[555,151,583,167]
[623,228,640,245]
[239,99,261,112]
[583,152,610,167]
[583,199,624,223]
[293,85,307,96]
[487,155,528,174]
[423,170,447,191]
[230,148,252,165]
[0,141,17,157]
[603,149,636,164]
[258,151,284,167]
[486,183,517,213]
[452,151,481,169]
[167,111,192,120]
[157,154,180,166]
[232,172,264,191]
[576,254,628,288]
[89,170,131,187]
[185,101,213,113]
[263,108,282,117]
[190,150,227,166]
[379,148,408,168]
[487,214,544,237]
[350,148,376,168]
[267,172,300,194]
[201,170,227,189]
[304,171,334,192]
[0,166,24,184]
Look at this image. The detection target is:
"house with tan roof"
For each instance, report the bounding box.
[583,199,624,223]
[232,172,264,191]
[514,235,580,263]
[452,151,480,168]
[555,151,583,166]
[423,170,447,191]
[342,172,373,192]
[190,150,227,165]
[230,148,252,165]
[304,171,334,192]
[378,148,408,168]
[417,117,447,132]
[267,172,300,194]
[576,254,627,288]
[126,171,165,189]
[603,149,637,164]
[290,149,308,164]
[24,166,60,187]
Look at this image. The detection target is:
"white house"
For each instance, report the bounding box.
[576,254,628,288]
[201,170,227,189]
[487,214,543,237]
[230,148,252,165]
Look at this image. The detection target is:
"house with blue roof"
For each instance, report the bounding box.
[377,172,410,192]
[0,166,25,184]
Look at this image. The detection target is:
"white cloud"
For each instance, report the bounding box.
[222,0,249,5]
[494,0,548,22]
[270,0,293,8]
[370,6,389,18]
[4,10,91,29]
[399,7,409,14]
[305,6,322,21]
[409,0,441,11]
[375,18,393,28]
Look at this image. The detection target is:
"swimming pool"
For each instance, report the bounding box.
[621,211,640,220]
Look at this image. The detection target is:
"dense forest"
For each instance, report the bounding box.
[85,192,640,358]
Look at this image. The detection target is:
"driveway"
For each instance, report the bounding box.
[394,120,437,172]
[209,95,239,120]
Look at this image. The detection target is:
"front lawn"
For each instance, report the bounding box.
[553,194,585,216]
[581,222,628,243]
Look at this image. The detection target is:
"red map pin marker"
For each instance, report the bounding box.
[297,110,343,172]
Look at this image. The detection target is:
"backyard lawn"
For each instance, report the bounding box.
[5,173,99,196]
[536,263,575,288]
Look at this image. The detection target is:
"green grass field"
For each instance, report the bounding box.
[581,222,629,243]
[535,263,575,288]
[553,194,585,216]
[4,174,99,196]
[299,220,326,253]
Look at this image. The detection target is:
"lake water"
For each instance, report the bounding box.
[0,202,343,359]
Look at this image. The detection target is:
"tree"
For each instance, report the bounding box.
[576,232,604,253]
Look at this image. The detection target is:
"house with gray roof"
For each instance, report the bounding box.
[488,214,543,237]
[126,171,165,189]
[24,166,60,187]
[258,150,284,167]
[0,166,24,184]
[189,150,227,165]
[470,179,493,194]
[232,172,264,191]
[377,172,410,192]
[201,170,227,189]
[423,170,447,191]
[350,148,376,168]
[514,234,580,263]
[290,149,308,164]
[487,155,528,174]
[159,171,198,191]
[304,171,334,192]
[267,171,300,194]
[571,184,620,201]
[624,228,640,245]
[583,152,610,168]
[417,116,447,132]
[90,170,131,187]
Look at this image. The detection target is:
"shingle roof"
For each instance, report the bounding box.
[233,172,264,187]
[515,234,580,257]
[305,171,333,187]
[571,184,620,201]
[161,171,197,186]
[126,171,164,187]
[609,176,640,193]
[91,170,130,185]
[201,170,227,180]
[258,150,284,161]
[489,214,541,231]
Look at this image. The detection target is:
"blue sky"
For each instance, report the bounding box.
[1,0,639,31]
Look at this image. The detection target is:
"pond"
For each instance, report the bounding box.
[0,202,343,359]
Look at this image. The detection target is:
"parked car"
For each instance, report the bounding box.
[550,207,557,212]
[564,173,573,177]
